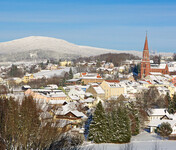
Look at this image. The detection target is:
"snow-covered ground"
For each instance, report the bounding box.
[33,67,71,78]
[83,131,176,150]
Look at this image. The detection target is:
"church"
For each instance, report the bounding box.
[140,35,169,78]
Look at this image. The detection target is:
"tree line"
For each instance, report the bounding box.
[0,95,82,150]
[87,101,140,144]
[74,53,140,67]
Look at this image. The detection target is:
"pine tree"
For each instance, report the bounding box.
[168,94,176,114]
[109,110,119,143]
[165,92,171,108]
[128,102,140,135]
[88,101,107,143]
[157,122,172,138]
[116,107,131,143]
[68,68,73,79]
[173,94,176,110]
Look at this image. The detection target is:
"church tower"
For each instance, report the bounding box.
[141,34,151,78]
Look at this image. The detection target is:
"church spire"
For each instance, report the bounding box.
[141,33,151,78]
[144,33,149,50]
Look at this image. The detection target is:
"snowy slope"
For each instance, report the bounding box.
[0,36,140,57]
[0,36,173,59]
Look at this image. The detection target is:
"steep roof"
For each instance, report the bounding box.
[144,34,149,50]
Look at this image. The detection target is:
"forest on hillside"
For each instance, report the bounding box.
[74,53,140,66]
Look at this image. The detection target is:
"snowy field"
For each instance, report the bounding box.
[33,67,72,78]
[83,131,176,150]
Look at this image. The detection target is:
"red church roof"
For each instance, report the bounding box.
[144,34,149,50]
[105,80,120,83]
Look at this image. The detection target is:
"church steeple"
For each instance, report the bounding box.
[142,33,150,61]
[141,33,151,78]
[144,34,148,50]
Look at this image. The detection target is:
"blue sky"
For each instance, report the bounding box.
[0,0,176,52]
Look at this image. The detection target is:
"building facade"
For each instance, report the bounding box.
[140,35,169,78]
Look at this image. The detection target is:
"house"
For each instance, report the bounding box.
[100,80,124,100]
[148,120,176,134]
[22,85,31,91]
[60,60,72,66]
[66,78,82,85]
[168,62,176,75]
[68,87,85,100]
[25,89,68,103]
[53,104,87,126]
[82,97,97,108]
[86,85,105,100]
[147,108,170,121]
[80,73,104,85]
[147,108,176,134]
[23,74,34,83]
[48,100,68,106]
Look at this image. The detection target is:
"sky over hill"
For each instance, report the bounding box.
[0,0,176,52]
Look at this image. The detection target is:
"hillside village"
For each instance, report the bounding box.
[0,36,176,149]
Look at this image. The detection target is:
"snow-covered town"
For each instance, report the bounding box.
[0,35,176,150]
[1,0,176,149]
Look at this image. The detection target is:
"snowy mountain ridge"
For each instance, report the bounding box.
[0,36,173,61]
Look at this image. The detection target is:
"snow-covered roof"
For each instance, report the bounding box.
[67,78,81,82]
[84,98,94,103]
[148,120,176,127]
[139,81,150,84]
[22,85,31,89]
[48,100,67,105]
[147,108,169,116]
[33,67,71,78]
[47,92,67,98]
[85,92,93,97]
[70,110,87,118]
[151,64,167,69]
[150,72,162,75]
[169,67,176,72]
[69,95,80,101]
[93,86,105,94]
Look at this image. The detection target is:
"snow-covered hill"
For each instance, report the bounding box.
[0,36,173,61]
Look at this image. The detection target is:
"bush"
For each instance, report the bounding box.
[157,122,172,138]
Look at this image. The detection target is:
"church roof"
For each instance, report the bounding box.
[144,34,149,50]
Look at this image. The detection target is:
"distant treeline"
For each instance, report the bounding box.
[74,53,140,66]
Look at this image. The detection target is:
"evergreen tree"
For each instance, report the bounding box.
[128,102,140,135]
[96,61,101,67]
[168,94,176,114]
[8,64,24,77]
[68,68,73,79]
[109,110,119,143]
[165,92,171,108]
[173,94,176,109]
[116,107,131,143]
[88,101,107,143]
[157,122,172,138]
